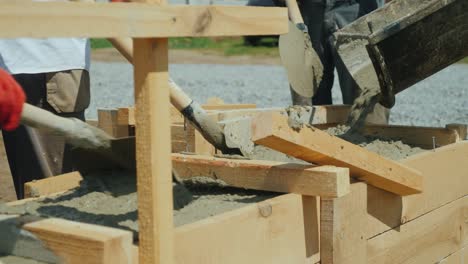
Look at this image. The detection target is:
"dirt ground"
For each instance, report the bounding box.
[0,135,16,203]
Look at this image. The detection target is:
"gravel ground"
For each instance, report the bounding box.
[88,62,468,127]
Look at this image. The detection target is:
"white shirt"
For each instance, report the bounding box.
[0,38,90,74]
[0,0,90,74]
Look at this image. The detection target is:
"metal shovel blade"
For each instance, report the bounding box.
[279,21,323,98]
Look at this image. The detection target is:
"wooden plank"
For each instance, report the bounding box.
[192,129,216,155]
[251,112,423,195]
[133,36,173,264]
[366,141,468,238]
[438,246,468,263]
[174,194,309,264]
[24,218,133,264]
[367,195,468,264]
[0,2,288,38]
[86,119,98,127]
[216,105,350,124]
[172,154,350,198]
[117,107,136,126]
[118,104,258,126]
[172,140,188,153]
[313,123,462,149]
[320,182,367,264]
[24,171,83,198]
[98,109,130,138]
[202,104,257,111]
[362,124,461,149]
[303,196,320,264]
[171,124,194,142]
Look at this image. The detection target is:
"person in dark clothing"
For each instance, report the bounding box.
[276,0,389,123]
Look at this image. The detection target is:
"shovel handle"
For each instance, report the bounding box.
[285,0,304,25]
[108,37,193,110]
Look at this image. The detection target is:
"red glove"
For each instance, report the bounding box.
[0,69,25,131]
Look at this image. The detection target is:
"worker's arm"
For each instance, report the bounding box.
[0,69,26,131]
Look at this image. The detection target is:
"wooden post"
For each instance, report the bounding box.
[320,182,367,264]
[133,0,173,261]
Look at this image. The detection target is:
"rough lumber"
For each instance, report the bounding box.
[119,106,183,126]
[117,107,136,126]
[131,195,316,264]
[251,112,423,195]
[171,124,193,142]
[24,171,83,198]
[23,218,133,264]
[118,103,258,126]
[98,109,130,138]
[362,124,461,149]
[191,129,216,155]
[174,194,308,264]
[366,141,468,238]
[302,196,320,264]
[0,2,288,38]
[320,182,367,264]
[201,104,256,110]
[314,123,463,149]
[172,140,188,153]
[172,154,350,198]
[133,36,173,264]
[216,105,350,124]
[367,195,468,264]
[439,246,468,263]
[0,215,58,263]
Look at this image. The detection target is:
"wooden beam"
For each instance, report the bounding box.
[438,246,468,263]
[366,141,468,238]
[367,195,468,264]
[24,218,133,264]
[24,171,83,198]
[133,36,173,264]
[303,196,320,264]
[0,2,288,38]
[314,123,463,149]
[320,182,367,264]
[172,154,350,198]
[174,194,309,264]
[98,109,130,138]
[118,103,258,126]
[201,104,256,111]
[117,107,136,127]
[216,105,350,124]
[362,124,461,149]
[251,112,423,196]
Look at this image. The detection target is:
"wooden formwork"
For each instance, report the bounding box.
[3,104,468,264]
[1,2,468,264]
[0,1,288,264]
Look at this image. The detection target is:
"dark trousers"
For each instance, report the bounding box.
[2,73,85,199]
